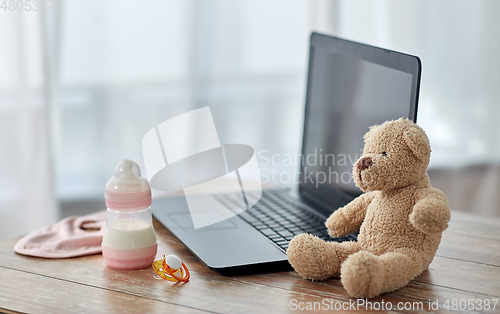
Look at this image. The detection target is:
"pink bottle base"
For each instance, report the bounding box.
[102,243,158,270]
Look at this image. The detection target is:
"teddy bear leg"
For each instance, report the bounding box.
[287,234,360,281]
[340,251,384,299]
[378,251,423,294]
[341,250,422,299]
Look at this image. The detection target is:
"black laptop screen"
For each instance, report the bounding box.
[299,34,420,210]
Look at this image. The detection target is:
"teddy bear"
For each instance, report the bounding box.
[286,118,450,299]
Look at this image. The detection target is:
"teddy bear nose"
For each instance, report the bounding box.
[357,157,373,171]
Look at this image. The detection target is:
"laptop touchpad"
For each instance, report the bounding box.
[168,212,238,232]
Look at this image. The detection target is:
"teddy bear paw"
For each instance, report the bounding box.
[287,234,340,281]
[409,207,448,234]
[325,213,348,238]
[340,251,384,299]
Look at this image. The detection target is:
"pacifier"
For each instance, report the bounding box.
[152,254,190,282]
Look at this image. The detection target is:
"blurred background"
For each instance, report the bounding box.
[1,0,499,241]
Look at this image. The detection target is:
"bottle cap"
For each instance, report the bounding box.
[165,254,182,270]
[105,159,152,211]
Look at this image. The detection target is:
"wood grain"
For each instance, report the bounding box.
[0,210,498,313]
[436,232,500,267]
[447,211,500,241]
[0,267,208,314]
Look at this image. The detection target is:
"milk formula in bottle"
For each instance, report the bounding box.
[102,160,157,269]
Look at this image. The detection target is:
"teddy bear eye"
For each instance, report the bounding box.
[382,151,387,157]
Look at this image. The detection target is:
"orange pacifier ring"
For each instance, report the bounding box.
[152,254,190,282]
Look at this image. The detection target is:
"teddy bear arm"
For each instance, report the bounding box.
[325,192,374,237]
[410,188,450,234]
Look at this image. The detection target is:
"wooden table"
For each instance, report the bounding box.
[0,210,499,313]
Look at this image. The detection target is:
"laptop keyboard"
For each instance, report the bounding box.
[214,189,358,251]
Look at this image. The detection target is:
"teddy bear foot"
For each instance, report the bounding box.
[341,251,384,299]
[287,234,340,281]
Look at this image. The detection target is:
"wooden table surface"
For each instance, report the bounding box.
[0,210,499,313]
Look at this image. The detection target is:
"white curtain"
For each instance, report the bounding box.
[0,10,59,240]
[1,0,329,240]
[334,0,500,216]
[1,0,499,240]
[334,0,500,168]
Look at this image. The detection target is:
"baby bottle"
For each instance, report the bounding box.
[102,159,158,269]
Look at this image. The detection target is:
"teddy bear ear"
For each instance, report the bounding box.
[403,126,431,162]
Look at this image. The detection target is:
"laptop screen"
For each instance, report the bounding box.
[299,33,421,210]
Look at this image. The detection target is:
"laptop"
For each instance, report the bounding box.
[152,32,421,274]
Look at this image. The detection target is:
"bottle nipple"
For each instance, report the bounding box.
[115,159,141,180]
[105,159,152,211]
